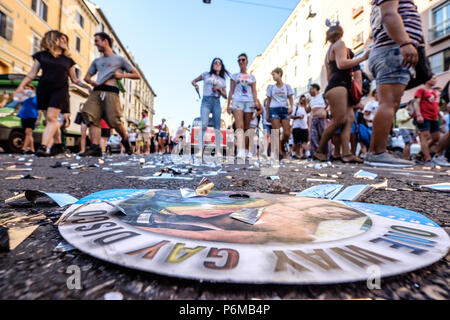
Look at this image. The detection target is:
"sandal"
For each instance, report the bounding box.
[341,154,364,164]
[313,152,329,162]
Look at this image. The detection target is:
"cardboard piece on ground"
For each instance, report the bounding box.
[333,185,373,201]
[8,225,38,250]
[354,170,378,180]
[422,183,450,193]
[230,208,265,225]
[5,191,78,207]
[296,184,345,199]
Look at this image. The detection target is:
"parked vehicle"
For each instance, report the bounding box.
[190,117,229,155]
[0,74,83,153]
[106,135,122,154]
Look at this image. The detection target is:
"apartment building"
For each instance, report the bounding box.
[249,0,449,104]
[0,0,156,131]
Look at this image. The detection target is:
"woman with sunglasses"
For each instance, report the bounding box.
[227,53,262,159]
[192,58,229,158]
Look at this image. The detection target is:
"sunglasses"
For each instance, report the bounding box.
[238,58,247,62]
[214,61,222,65]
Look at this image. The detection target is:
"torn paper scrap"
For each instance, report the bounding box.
[354,170,378,180]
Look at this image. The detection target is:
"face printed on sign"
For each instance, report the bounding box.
[116,191,369,244]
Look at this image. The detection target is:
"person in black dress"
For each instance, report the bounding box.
[15,30,89,157]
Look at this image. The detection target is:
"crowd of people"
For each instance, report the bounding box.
[189,0,450,167]
[1,0,449,167]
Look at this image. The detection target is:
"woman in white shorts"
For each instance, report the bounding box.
[227,53,262,159]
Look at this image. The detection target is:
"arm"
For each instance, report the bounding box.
[251,82,261,109]
[335,40,369,70]
[115,68,140,80]
[191,75,203,92]
[227,80,236,114]
[84,72,99,88]
[413,98,424,124]
[288,95,294,114]
[380,0,418,67]
[69,67,90,90]
[265,97,272,122]
[16,61,41,93]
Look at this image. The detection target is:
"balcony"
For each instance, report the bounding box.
[429,18,450,43]
[352,5,364,19]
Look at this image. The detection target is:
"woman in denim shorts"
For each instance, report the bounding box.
[266,68,294,159]
[192,58,230,157]
[227,53,262,159]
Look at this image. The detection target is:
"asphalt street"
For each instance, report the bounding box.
[0,153,449,300]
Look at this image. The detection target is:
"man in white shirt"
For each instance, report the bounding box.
[364,90,379,129]
[141,110,151,155]
[308,84,328,157]
[291,95,309,159]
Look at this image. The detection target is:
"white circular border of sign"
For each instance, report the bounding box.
[58,189,450,285]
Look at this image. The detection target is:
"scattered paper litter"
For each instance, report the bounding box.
[196,178,214,196]
[354,170,378,180]
[230,208,264,225]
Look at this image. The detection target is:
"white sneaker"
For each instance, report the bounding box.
[432,155,450,167]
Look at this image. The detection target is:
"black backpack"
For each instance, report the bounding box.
[362,71,372,97]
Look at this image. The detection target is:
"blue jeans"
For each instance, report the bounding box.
[200,96,222,151]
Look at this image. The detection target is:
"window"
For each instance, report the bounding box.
[430,1,450,41]
[32,0,48,22]
[0,11,13,40]
[307,55,311,67]
[32,35,41,54]
[429,48,450,74]
[76,37,81,52]
[308,30,312,43]
[76,11,84,28]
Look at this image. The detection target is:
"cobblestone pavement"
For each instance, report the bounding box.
[0,153,449,300]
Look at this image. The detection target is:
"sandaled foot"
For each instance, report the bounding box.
[313,152,328,162]
[342,154,364,164]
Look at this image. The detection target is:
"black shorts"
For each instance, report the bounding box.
[293,128,309,144]
[416,119,440,133]
[131,141,136,146]
[101,128,111,138]
[21,118,37,130]
[36,85,70,113]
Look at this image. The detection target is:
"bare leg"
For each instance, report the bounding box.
[316,87,348,158]
[41,108,61,148]
[233,110,245,155]
[419,130,432,162]
[370,84,406,154]
[80,124,87,153]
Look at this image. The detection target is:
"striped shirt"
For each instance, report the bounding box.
[371,0,423,49]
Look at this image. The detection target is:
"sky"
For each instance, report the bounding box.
[92,0,301,131]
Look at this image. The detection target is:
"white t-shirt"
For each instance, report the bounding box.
[267,84,294,108]
[292,105,308,129]
[143,117,151,133]
[201,72,226,98]
[231,73,256,102]
[129,132,136,142]
[364,100,379,127]
[310,94,326,109]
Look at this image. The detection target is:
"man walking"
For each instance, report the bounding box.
[307,84,328,158]
[81,32,140,156]
[366,0,422,167]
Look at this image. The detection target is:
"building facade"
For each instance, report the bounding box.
[0,0,156,131]
[249,0,449,104]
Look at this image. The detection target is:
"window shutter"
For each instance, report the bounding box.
[43,2,48,22]
[32,0,37,12]
[5,15,13,41]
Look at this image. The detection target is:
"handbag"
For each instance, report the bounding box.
[74,112,83,125]
[347,50,363,105]
[405,44,433,90]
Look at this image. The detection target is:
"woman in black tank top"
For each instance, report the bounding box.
[314,23,369,164]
